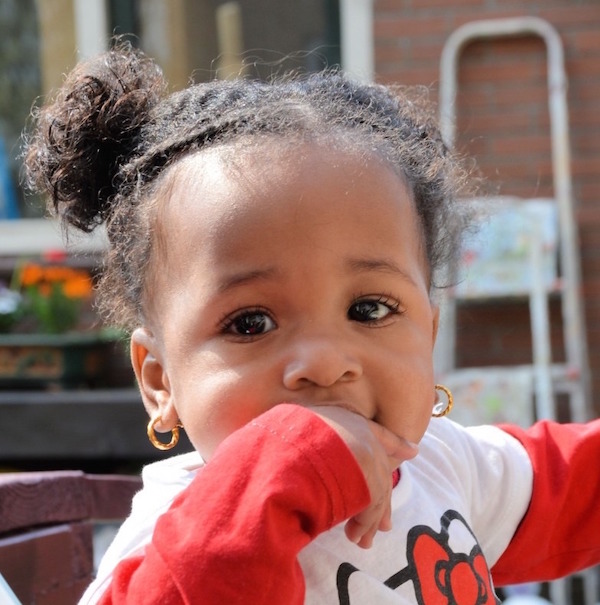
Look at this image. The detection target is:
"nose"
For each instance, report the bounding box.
[282,334,363,390]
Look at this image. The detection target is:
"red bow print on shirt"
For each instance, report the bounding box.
[406,510,496,605]
[336,510,498,605]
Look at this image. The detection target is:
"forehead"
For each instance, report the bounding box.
[154,140,427,282]
[163,139,414,219]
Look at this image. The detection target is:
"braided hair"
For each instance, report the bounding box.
[24,42,471,331]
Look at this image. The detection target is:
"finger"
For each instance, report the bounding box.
[378,500,393,533]
[367,420,419,463]
[344,516,364,544]
[357,525,378,549]
[344,489,389,546]
[344,516,378,549]
[344,501,381,543]
[345,516,380,549]
[349,500,392,549]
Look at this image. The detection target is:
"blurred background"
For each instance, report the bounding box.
[0,0,342,220]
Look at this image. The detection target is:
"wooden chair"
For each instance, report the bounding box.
[0,470,141,604]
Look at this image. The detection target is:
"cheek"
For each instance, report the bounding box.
[413,397,435,443]
[175,370,274,461]
[375,352,435,443]
[395,391,434,445]
[183,399,251,461]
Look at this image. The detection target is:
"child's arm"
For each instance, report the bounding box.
[491,419,600,585]
[98,404,411,604]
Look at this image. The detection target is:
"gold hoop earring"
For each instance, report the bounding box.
[147,416,183,451]
[432,384,453,418]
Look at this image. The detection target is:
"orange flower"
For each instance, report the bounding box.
[19,263,44,287]
[62,272,93,299]
[10,256,95,334]
[44,266,73,283]
[18,263,92,300]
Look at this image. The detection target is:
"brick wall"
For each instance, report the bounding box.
[373,0,600,415]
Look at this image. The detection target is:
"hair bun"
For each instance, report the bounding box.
[24,41,165,232]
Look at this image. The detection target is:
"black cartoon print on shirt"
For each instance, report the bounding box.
[336,510,499,605]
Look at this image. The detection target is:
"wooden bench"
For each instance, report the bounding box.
[0,471,141,604]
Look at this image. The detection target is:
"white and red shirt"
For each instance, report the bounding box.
[80,404,600,604]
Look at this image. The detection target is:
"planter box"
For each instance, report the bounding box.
[0,332,121,389]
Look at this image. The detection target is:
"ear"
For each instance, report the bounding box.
[130,327,179,431]
[431,302,440,346]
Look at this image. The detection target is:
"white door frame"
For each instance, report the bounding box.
[340,0,374,81]
[73,0,109,59]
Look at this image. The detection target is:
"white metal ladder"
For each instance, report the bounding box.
[435,16,594,605]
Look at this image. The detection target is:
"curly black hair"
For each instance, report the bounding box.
[24,42,472,331]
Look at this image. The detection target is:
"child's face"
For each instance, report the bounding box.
[132,141,439,461]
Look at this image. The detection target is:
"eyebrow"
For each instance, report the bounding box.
[346,257,417,285]
[215,257,416,294]
[216,267,279,293]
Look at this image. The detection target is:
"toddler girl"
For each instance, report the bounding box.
[24,43,600,604]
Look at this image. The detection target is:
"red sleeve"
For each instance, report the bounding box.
[491,419,600,586]
[99,404,370,604]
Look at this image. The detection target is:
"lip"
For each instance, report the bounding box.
[286,399,369,419]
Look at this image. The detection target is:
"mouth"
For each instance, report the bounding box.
[287,399,369,420]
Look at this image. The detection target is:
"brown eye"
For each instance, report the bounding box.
[225,311,276,336]
[347,296,400,323]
